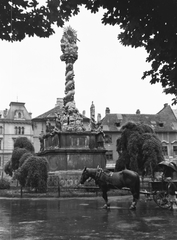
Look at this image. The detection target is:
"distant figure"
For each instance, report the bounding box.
[39,130,44,152]
[46,119,52,133]
[96,125,105,148]
[55,113,62,132]
[166,177,177,210]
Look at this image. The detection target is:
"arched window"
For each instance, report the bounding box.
[18,127,21,134]
[22,127,24,135]
[18,112,21,118]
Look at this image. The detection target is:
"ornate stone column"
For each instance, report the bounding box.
[60,26,84,132]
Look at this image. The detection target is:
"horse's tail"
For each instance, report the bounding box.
[135,173,140,200]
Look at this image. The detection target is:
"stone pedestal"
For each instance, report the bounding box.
[38,132,106,187]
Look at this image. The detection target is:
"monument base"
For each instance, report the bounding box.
[39,131,107,187]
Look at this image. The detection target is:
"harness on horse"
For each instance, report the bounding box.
[95,168,114,185]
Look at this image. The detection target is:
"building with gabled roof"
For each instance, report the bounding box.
[174,109,177,119]
[101,103,177,168]
[1,99,177,175]
[0,102,33,177]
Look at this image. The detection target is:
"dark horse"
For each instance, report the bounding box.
[79,167,140,210]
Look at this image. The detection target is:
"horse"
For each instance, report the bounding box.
[79,167,140,210]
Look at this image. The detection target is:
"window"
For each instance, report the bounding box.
[0,139,2,150]
[106,150,113,161]
[15,126,18,134]
[0,126,2,134]
[158,122,164,127]
[162,146,168,156]
[115,122,121,127]
[18,112,21,118]
[15,126,25,135]
[173,146,177,156]
[0,156,1,167]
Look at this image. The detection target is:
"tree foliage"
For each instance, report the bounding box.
[4,160,13,177]
[115,121,164,176]
[1,0,54,41]
[5,137,34,175]
[19,152,33,167]
[15,156,49,192]
[14,137,35,153]
[5,137,49,192]
[2,1,177,102]
[11,147,29,171]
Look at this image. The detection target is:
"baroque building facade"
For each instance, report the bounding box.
[101,103,177,168]
[1,100,177,176]
[0,102,33,177]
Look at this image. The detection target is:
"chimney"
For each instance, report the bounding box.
[136,109,140,114]
[55,98,64,108]
[29,112,32,119]
[105,107,110,115]
[82,110,86,116]
[3,109,8,118]
[164,103,168,108]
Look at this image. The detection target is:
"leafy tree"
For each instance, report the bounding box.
[2,0,176,103]
[15,156,49,192]
[1,0,54,41]
[115,122,164,176]
[14,137,35,153]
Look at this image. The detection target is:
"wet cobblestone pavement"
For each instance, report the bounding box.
[0,196,177,240]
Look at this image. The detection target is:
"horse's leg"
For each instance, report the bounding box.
[129,175,140,210]
[102,190,110,209]
[129,196,138,210]
[129,186,140,210]
[129,188,140,210]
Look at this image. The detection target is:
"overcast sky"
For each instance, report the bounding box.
[0,6,176,119]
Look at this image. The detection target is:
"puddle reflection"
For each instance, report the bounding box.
[0,197,177,239]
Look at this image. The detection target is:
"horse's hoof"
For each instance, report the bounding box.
[102,204,110,209]
[129,206,136,210]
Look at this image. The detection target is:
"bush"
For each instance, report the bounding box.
[0,178,10,189]
[11,148,29,170]
[115,121,164,176]
[16,156,49,192]
[4,160,13,177]
[19,152,33,167]
[14,137,35,153]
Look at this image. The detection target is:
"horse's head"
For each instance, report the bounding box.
[79,167,90,184]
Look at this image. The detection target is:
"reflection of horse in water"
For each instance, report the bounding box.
[79,167,140,210]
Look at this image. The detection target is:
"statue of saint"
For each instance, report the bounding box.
[39,130,44,152]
